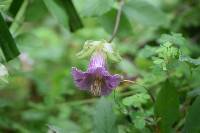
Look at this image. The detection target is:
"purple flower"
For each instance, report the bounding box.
[72,52,121,96]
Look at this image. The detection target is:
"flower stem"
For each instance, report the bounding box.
[108,0,125,43]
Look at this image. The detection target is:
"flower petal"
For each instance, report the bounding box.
[88,67,109,77]
[71,67,92,90]
[101,74,122,95]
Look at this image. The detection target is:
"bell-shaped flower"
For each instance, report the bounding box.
[72,40,122,96]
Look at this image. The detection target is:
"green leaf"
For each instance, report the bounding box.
[74,0,114,17]
[25,0,48,22]
[122,93,150,108]
[118,59,137,76]
[0,63,8,83]
[8,0,24,18]
[158,33,187,47]
[9,0,28,35]
[132,112,146,129]
[0,0,12,11]
[43,0,68,29]
[93,97,118,133]
[0,12,20,61]
[187,88,200,98]
[43,0,83,32]
[184,96,200,133]
[155,81,179,133]
[61,0,83,32]
[157,33,193,55]
[47,124,63,133]
[138,45,157,58]
[123,0,169,27]
[98,9,132,38]
[179,55,200,66]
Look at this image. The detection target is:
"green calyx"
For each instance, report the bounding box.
[76,40,121,62]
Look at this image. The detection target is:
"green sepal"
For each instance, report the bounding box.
[77,40,122,62]
[76,40,99,59]
[103,42,122,62]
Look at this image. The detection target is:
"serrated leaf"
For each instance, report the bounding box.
[122,93,150,108]
[74,0,114,17]
[179,55,200,66]
[155,81,179,133]
[123,0,169,27]
[153,58,164,65]
[158,33,200,55]
[183,96,200,133]
[158,33,186,47]
[0,12,20,61]
[93,97,118,133]
[132,112,146,129]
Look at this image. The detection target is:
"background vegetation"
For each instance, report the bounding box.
[0,0,200,132]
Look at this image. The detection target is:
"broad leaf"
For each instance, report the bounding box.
[98,9,132,38]
[93,97,118,133]
[184,96,200,133]
[74,0,114,17]
[155,81,179,133]
[123,0,169,27]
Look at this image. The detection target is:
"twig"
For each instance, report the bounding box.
[108,0,125,43]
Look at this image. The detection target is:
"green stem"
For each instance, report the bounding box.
[108,0,125,43]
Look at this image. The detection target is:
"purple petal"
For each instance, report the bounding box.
[88,67,109,77]
[101,74,122,95]
[88,52,106,71]
[71,67,92,90]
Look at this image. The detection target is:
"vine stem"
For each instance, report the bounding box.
[108,0,125,43]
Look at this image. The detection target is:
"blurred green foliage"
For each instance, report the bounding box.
[0,0,200,132]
